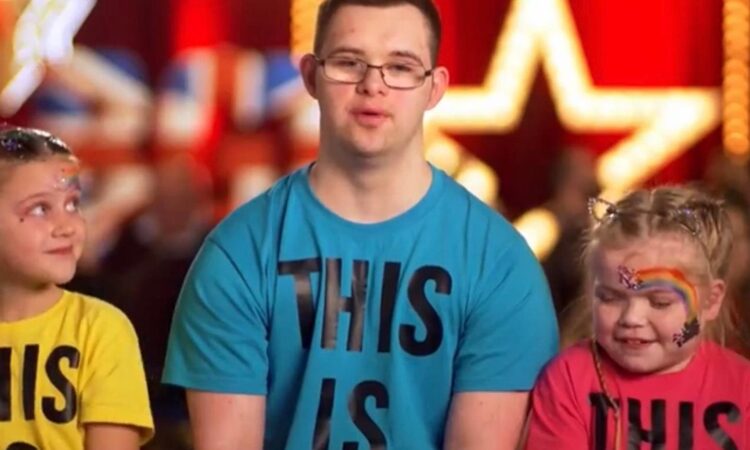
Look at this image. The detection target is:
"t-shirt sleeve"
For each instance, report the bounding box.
[524,355,588,449]
[453,237,559,392]
[162,237,269,395]
[79,307,154,443]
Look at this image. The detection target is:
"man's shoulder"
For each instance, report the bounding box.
[436,172,543,282]
[228,168,302,220]
[437,171,520,240]
[210,168,306,242]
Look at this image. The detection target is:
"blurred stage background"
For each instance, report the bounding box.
[1,0,749,448]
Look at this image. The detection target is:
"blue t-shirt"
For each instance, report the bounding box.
[163,164,559,449]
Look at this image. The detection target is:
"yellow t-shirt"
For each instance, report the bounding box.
[0,290,154,449]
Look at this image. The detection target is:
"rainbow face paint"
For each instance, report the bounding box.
[617,265,700,347]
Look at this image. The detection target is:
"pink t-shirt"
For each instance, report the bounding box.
[525,340,750,449]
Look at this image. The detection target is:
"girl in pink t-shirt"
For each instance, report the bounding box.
[525,186,750,450]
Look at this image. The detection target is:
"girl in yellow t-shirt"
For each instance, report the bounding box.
[0,126,153,450]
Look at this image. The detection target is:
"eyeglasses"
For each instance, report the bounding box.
[0,126,71,161]
[314,55,434,90]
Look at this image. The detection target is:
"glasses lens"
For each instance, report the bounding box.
[382,63,425,89]
[323,57,364,83]
[319,57,427,88]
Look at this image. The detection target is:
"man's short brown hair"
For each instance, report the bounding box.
[313,0,442,65]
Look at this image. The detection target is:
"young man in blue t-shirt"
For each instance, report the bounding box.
[163,1,559,448]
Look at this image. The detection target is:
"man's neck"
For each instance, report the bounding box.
[0,283,62,323]
[309,148,433,224]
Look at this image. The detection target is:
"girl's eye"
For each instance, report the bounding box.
[65,198,80,213]
[650,298,676,309]
[28,204,49,217]
[645,291,680,309]
[595,290,621,303]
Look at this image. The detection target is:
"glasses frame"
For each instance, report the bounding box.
[313,55,435,90]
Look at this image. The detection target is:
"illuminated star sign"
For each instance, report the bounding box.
[0,0,96,116]
[425,0,720,257]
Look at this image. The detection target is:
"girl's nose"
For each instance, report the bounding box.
[617,298,648,327]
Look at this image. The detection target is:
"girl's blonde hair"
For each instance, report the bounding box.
[561,185,737,347]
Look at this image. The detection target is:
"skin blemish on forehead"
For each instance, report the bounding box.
[617,264,701,347]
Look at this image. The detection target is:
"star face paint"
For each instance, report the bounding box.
[617,265,700,347]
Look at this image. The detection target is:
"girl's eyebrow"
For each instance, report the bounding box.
[593,283,627,296]
[15,189,79,208]
[15,191,51,205]
[598,281,684,299]
[634,284,684,294]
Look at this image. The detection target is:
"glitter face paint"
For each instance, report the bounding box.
[54,164,81,192]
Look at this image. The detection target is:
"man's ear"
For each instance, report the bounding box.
[300,54,319,99]
[425,66,449,110]
[703,278,726,321]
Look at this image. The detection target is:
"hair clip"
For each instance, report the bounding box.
[0,135,26,154]
[588,197,618,224]
[671,207,701,236]
[0,127,71,160]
